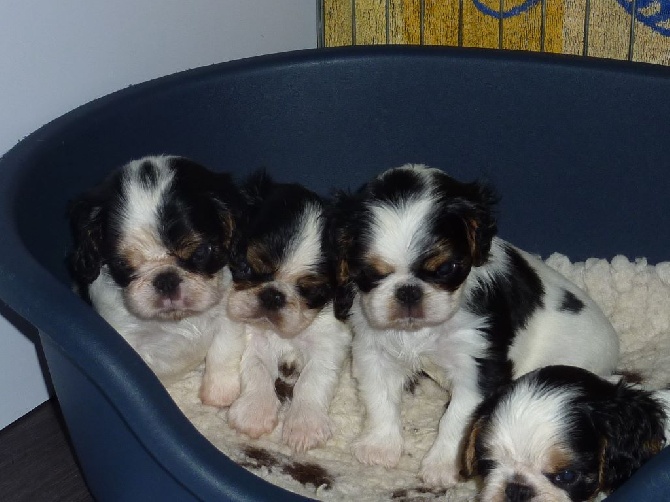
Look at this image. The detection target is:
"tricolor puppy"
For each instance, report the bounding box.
[330,164,619,486]
[224,172,350,452]
[463,365,670,501]
[68,155,246,400]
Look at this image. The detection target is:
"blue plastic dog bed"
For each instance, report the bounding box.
[0,47,669,501]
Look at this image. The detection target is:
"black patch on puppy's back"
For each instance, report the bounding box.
[559,289,585,313]
[468,243,545,395]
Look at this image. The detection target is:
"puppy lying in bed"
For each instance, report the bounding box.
[330,164,620,486]
[216,172,351,452]
[463,365,670,501]
[68,155,246,394]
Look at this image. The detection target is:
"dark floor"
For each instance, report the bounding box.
[0,399,93,501]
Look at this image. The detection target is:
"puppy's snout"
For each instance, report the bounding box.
[504,481,535,502]
[152,271,182,298]
[395,284,423,306]
[259,287,286,311]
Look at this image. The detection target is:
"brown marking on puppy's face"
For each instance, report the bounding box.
[116,228,225,321]
[420,241,454,274]
[365,254,396,278]
[245,243,276,277]
[545,446,576,476]
[227,191,333,338]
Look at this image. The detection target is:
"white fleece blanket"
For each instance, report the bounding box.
[167,254,670,501]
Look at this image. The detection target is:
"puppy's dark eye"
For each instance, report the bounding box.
[548,469,579,486]
[356,265,391,293]
[298,279,332,309]
[191,243,212,264]
[109,257,129,271]
[435,260,461,278]
[106,256,134,287]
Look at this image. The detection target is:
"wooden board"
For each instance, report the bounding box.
[322,0,670,66]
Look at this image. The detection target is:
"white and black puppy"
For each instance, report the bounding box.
[330,164,619,486]
[224,172,351,452]
[68,155,246,399]
[463,365,670,501]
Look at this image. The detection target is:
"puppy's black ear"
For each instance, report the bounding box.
[449,180,498,267]
[593,384,667,493]
[325,190,358,320]
[209,171,245,251]
[67,195,106,285]
[240,169,275,208]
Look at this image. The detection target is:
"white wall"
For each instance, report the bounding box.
[0,0,317,429]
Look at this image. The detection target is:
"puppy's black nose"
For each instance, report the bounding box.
[395,284,423,306]
[505,482,535,502]
[259,287,286,311]
[152,271,182,297]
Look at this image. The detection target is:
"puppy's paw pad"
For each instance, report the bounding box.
[199,374,241,408]
[228,395,280,439]
[419,457,460,488]
[282,406,333,453]
[352,434,402,468]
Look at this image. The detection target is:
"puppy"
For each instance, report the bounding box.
[68,155,246,397]
[223,172,351,452]
[463,365,670,501]
[330,164,620,486]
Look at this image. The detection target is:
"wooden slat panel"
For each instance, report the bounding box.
[354,0,388,44]
[423,0,460,46]
[586,0,631,60]
[563,0,587,55]
[321,0,670,69]
[501,0,543,51]
[462,0,500,48]
[632,5,670,65]
[324,0,354,47]
[544,0,565,53]
[390,0,422,44]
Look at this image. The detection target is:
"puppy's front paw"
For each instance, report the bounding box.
[282,404,333,453]
[199,370,241,408]
[228,393,281,439]
[419,448,461,487]
[352,432,403,468]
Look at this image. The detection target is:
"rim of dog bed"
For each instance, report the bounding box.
[1,45,670,500]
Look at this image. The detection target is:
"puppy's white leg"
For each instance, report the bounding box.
[352,347,407,468]
[282,324,349,452]
[420,384,481,487]
[282,360,336,453]
[227,334,281,439]
[131,326,210,385]
[199,321,245,407]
